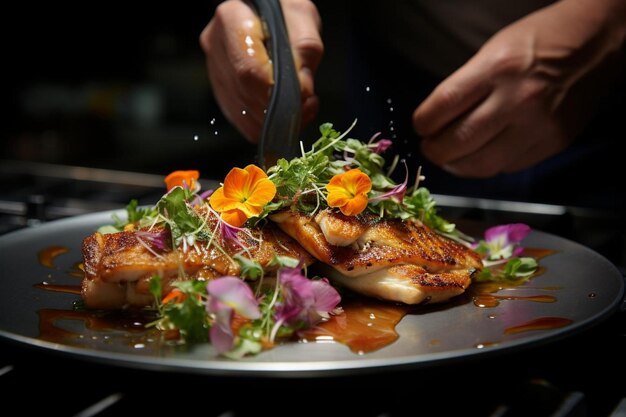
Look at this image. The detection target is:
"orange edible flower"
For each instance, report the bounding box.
[162,289,186,304]
[325,168,372,216]
[164,170,200,191]
[209,164,276,227]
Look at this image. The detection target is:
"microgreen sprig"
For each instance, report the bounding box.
[259,121,468,240]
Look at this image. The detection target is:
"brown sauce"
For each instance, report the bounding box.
[35,246,83,294]
[299,299,410,354]
[38,246,69,268]
[38,308,159,345]
[474,341,499,349]
[34,282,81,295]
[473,294,556,308]
[67,262,84,278]
[523,248,556,260]
[504,317,573,335]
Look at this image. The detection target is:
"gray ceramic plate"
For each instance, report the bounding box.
[0,210,623,377]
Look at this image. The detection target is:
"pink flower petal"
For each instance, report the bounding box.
[277,267,341,326]
[208,298,235,353]
[369,161,408,203]
[135,230,169,251]
[512,246,525,257]
[485,223,530,245]
[311,278,341,313]
[368,132,393,154]
[207,276,261,319]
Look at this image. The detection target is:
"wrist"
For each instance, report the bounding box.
[565,0,626,47]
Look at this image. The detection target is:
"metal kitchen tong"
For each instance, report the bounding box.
[251,0,302,169]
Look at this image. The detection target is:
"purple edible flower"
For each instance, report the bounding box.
[369,161,409,204]
[275,266,341,327]
[135,229,170,251]
[368,132,392,154]
[476,223,531,261]
[199,189,214,200]
[206,277,261,353]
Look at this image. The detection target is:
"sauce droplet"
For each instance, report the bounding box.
[34,282,81,295]
[38,246,69,268]
[474,341,498,349]
[473,294,556,308]
[504,317,573,335]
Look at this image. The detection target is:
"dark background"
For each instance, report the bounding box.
[2,3,249,177]
[1,2,362,179]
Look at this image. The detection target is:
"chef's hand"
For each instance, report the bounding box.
[200,0,323,143]
[413,0,626,177]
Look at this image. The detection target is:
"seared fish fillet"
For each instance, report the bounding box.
[270,209,482,304]
[81,211,313,309]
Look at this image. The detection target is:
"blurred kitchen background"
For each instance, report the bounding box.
[1,2,366,174]
[3,3,252,175]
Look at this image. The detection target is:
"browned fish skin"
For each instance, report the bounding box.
[81,210,313,309]
[271,208,482,304]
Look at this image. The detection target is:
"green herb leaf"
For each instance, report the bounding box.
[157,187,205,246]
[149,275,162,310]
[269,254,300,269]
[97,224,121,235]
[223,337,262,359]
[234,254,264,281]
[474,257,538,283]
[503,257,538,278]
[161,280,209,343]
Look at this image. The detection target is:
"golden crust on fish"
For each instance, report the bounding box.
[81,210,313,309]
[270,208,482,304]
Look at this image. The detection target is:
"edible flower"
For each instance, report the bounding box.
[276,266,341,326]
[369,161,409,204]
[206,277,261,353]
[474,223,531,261]
[270,265,341,342]
[209,164,277,227]
[368,132,392,154]
[473,223,538,283]
[164,170,200,192]
[325,168,372,216]
[162,289,186,304]
[135,229,169,252]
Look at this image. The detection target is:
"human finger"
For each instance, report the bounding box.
[420,89,511,166]
[413,59,492,137]
[200,0,273,142]
[280,0,323,123]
